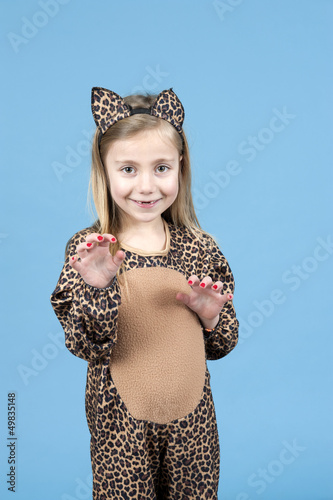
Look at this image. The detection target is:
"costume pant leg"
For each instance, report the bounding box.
[90,371,161,500]
[157,369,220,500]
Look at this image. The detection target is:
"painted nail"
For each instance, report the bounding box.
[200,283,206,288]
[188,280,193,285]
[97,236,103,241]
[212,284,218,290]
[71,256,75,261]
[111,237,116,242]
[228,294,233,299]
[87,243,92,248]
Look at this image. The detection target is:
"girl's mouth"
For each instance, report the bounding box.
[132,199,160,208]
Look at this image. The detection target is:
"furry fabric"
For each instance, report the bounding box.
[109,266,206,424]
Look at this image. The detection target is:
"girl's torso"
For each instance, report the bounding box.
[109,220,207,424]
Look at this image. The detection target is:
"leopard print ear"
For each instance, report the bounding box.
[150,88,185,133]
[91,87,131,135]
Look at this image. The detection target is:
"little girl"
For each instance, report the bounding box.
[51,87,239,500]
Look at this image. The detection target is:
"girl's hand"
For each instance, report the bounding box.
[69,233,126,288]
[176,275,233,330]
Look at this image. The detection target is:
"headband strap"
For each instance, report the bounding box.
[128,107,151,116]
[91,87,185,147]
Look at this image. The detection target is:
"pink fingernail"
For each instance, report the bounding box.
[87,243,92,248]
[200,283,206,288]
[111,237,116,243]
[97,236,103,241]
[212,284,218,290]
[229,294,233,299]
[71,256,75,261]
[188,280,193,285]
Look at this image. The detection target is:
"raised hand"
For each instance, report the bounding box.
[176,275,233,330]
[69,233,126,288]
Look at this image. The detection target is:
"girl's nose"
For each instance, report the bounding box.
[138,172,154,192]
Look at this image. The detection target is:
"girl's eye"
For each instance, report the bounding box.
[156,165,169,173]
[122,166,135,174]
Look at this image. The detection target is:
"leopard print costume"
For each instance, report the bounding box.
[50,220,239,499]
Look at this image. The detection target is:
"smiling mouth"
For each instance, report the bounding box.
[132,199,160,205]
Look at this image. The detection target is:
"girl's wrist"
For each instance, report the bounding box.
[199,314,220,331]
[81,275,116,290]
[100,276,116,289]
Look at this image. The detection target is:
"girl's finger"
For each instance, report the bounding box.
[76,242,92,255]
[187,275,200,287]
[85,233,100,242]
[69,254,80,269]
[110,250,126,268]
[85,233,117,245]
[221,292,234,304]
[102,233,117,244]
[85,233,105,244]
[198,276,213,289]
[175,292,190,305]
[211,280,223,292]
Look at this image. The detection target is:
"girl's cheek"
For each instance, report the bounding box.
[162,176,179,194]
[112,179,132,195]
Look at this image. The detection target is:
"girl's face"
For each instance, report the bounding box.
[105,128,182,229]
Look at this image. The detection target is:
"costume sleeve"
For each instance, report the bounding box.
[50,232,121,362]
[199,235,239,360]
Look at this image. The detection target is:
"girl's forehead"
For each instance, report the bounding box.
[107,129,179,158]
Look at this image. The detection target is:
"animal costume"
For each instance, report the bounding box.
[50,88,239,500]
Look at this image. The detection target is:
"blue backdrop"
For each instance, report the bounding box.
[1,1,332,499]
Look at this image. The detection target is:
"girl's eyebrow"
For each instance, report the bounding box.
[114,158,177,164]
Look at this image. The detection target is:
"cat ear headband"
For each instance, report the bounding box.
[91,87,185,146]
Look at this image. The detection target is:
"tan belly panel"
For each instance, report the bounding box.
[109,266,206,424]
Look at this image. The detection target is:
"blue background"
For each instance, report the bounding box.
[1,0,332,499]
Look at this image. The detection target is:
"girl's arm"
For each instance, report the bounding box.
[199,235,239,360]
[50,229,121,362]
